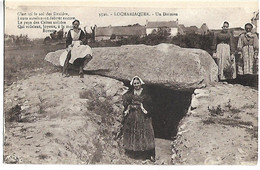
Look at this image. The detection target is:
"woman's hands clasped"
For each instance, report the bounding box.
[124,101,148,116]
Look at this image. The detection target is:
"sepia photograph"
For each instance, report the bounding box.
[2,0,259,166]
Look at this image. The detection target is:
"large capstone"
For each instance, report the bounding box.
[45,43,218,90]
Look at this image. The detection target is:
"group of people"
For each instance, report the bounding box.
[60,19,258,163]
[62,19,259,81]
[212,21,258,81]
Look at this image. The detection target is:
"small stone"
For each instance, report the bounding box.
[117,87,129,95]
[98,97,106,102]
[177,129,189,135]
[182,158,187,162]
[194,89,209,98]
[106,88,118,97]
[112,104,120,112]
[112,96,121,103]
[194,89,206,95]
[191,97,199,110]
[195,93,209,98]
[171,154,177,160]
[25,136,33,139]
[178,123,185,130]
[5,99,12,103]
[21,105,29,110]
[112,141,118,146]
[187,110,196,116]
[238,148,246,154]
[5,154,19,164]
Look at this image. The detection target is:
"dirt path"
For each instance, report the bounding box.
[155,138,173,164]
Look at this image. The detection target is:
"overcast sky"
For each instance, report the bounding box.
[5,4,258,39]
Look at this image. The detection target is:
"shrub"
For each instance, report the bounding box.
[110,34,116,40]
[223,64,234,79]
[208,105,224,116]
[171,33,214,54]
[5,105,21,122]
[79,88,123,163]
[80,88,118,126]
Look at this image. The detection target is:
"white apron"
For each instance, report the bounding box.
[59,30,93,66]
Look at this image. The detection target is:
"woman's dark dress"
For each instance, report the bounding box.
[66,29,86,48]
[122,89,155,151]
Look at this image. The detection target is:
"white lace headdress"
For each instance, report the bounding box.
[130,76,145,86]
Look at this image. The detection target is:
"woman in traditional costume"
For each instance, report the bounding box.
[237,23,258,75]
[212,21,236,80]
[61,19,93,78]
[122,76,155,162]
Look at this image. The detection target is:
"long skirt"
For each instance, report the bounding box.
[59,41,93,67]
[216,43,236,80]
[238,45,258,75]
[123,109,155,151]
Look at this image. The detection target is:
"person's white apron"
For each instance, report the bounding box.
[59,30,93,66]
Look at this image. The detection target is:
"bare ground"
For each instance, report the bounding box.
[4,72,172,165]
[3,70,258,165]
[173,83,258,165]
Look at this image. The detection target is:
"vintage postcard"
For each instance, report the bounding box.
[2,0,259,166]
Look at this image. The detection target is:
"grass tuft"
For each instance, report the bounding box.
[5,104,21,122]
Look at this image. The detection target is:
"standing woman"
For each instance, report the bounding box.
[122,76,155,162]
[212,21,236,80]
[237,23,259,75]
[61,19,93,78]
